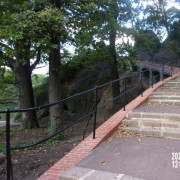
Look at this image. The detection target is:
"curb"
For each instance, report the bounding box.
[38,73,180,180]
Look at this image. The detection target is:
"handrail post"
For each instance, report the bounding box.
[93,86,98,139]
[123,77,126,111]
[140,71,143,97]
[6,109,12,180]
[162,59,164,81]
[151,69,153,88]
[171,62,173,76]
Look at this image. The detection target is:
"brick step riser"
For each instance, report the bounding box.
[127,113,180,121]
[122,127,180,139]
[122,120,180,129]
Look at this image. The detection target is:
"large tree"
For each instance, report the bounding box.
[0,0,41,128]
[28,0,96,132]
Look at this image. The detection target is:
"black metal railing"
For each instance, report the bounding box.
[0,60,179,180]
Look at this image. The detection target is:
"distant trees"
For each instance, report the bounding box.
[144,0,180,38]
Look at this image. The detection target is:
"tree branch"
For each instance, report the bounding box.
[30,48,41,72]
[0,50,15,69]
[0,42,12,50]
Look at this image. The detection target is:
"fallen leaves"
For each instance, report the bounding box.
[101,145,105,149]
[107,125,144,141]
[146,102,170,106]
[100,160,105,165]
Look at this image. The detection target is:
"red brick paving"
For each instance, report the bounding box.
[38,72,180,180]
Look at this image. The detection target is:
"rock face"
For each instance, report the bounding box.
[35,62,143,127]
[0,153,5,164]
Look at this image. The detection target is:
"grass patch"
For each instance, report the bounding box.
[0,103,18,121]
[0,128,24,135]
[0,143,6,154]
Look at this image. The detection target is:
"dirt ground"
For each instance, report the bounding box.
[0,119,97,180]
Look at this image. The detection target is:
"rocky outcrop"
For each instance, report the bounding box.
[136,29,180,66]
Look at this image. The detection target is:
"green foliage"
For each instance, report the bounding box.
[0,69,18,100]
[97,73,111,86]
[33,76,48,98]
[117,41,137,71]
[0,143,5,154]
[161,20,180,57]
[61,44,110,79]
[49,132,67,143]
[0,103,17,121]
[135,30,161,55]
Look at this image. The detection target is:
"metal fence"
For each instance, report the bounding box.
[0,60,179,180]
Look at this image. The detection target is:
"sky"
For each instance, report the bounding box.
[33,0,180,75]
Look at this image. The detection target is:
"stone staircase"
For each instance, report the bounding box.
[122,75,180,139]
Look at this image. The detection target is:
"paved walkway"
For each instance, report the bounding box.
[40,73,180,180]
[74,137,180,180]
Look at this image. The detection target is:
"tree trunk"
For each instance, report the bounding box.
[49,37,64,133]
[109,29,120,111]
[15,44,39,129]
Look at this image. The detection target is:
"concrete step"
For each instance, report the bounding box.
[152,91,180,96]
[59,166,146,180]
[163,82,180,87]
[149,95,180,100]
[122,119,180,128]
[160,86,180,89]
[121,127,180,139]
[166,80,180,83]
[127,112,180,121]
[148,99,180,105]
[158,88,180,92]
[159,87,180,91]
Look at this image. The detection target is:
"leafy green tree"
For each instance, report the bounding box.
[23,0,96,132]
[0,0,41,128]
